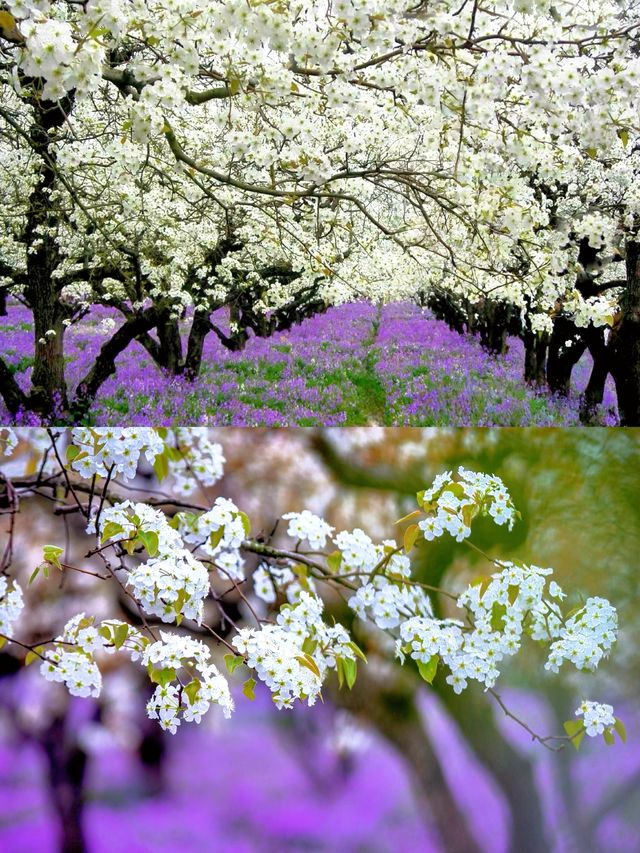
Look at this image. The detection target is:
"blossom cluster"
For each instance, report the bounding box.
[40,614,144,698]
[232,592,356,708]
[348,546,433,629]
[179,497,247,581]
[0,577,24,635]
[166,428,225,496]
[418,468,517,543]
[69,428,164,480]
[1,455,622,744]
[93,501,211,623]
[142,632,233,733]
[545,597,618,673]
[575,700,616,738]
[282,511,334,550]
[0,427,18,456]
[253,563,317,605]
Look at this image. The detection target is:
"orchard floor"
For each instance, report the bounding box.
[0,301,618,426]
[0,686,638,853]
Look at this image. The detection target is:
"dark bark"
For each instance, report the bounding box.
[0,287,6,315]
[438,688,550,853]
[579,327,609,424]
[427,291,468,335]
[477,300,513,355]
[331,667,483,853]
[157,311,184,373]
[610,240,640,426]
[184,310,214,379]
[41,715,88,853]
[547,316,586,396]
[522,328,549,386]
[71,307,159,420]
[0,356,29,414]
[24,96,74,415]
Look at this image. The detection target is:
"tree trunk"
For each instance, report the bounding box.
[182,311,213,379]
[157,311,183,374]
[579,328,609,424]
[546,317,586,396]
[438,687,550,853]
[24,98,72,416]
[331,667,483,853]
[71,307,159,420]
[41,715,88,853]
[0,287,6,316]
[610,240,640,425]
[523,329,549,386]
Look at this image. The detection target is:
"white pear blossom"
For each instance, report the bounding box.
[0,578,24,635]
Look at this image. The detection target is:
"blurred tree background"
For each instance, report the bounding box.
[1,427,638,853]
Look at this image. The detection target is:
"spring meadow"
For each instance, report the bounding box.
[0,1,639,853]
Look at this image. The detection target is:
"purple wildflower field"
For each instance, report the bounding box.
[0,300,618,425]
[1,683,638,853]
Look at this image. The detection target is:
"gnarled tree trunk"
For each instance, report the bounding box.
[610,240,640,426]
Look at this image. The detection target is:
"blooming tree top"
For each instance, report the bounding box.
[0,0,638,328]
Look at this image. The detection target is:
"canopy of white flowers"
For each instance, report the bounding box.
[0,0,638,327]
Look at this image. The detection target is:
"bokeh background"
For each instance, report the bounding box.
[0,427,638,853]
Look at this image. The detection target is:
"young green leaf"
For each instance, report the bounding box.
[138,529,159,558]
[403,523,420,553]
[416,654,439,684]
[343,657,357,689]
[113,623,129,650]
[613,717,627,744]
[243,677,256,700]
[224,653,244,674]
[563,719,585,751]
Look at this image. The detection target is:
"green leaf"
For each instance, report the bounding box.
[617,127,629,147]
[98,626,112,641]
[490,602,507,632]
[153,451,169,482]
[65,444,80,462]
[336,656,344,688]
[228,74,241,96]
[563,719,585,751]
[224,653,244,674]
[0,637,5,650]
[603,728,615,746]
[149,666,176,687]
[296,653,321,679]
[417,654,439,684]
[184,679,201,705]
[347,641,368,663]
[327,551,342,572]
[100,521,124,543]
[113,623,129,650]
[43,545,64,570]
[138,529,159,558]
[209,527,225,551]
[238,511,251,536]
[243,677,256,700]
[395,509,422,526]
[403,523,420,553]
[301,637,318,655]
[614,717,627,743]
[25,650,39,666]
[343,657,357,689]
[28,566,40,585]
[442,482,465,499]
